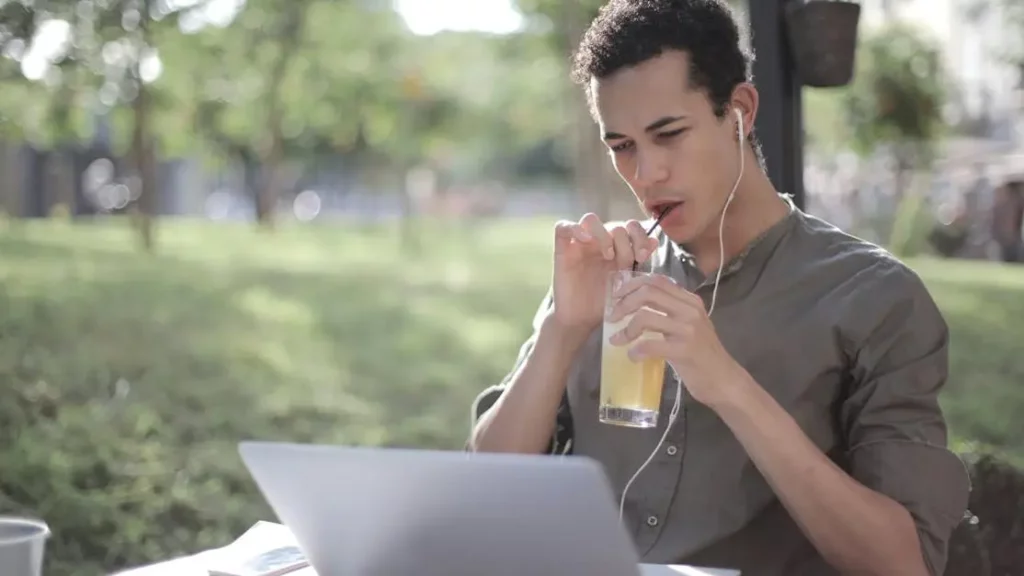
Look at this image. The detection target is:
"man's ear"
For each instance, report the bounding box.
[729,82,759,140]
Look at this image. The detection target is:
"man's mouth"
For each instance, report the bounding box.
[648,200,684,220]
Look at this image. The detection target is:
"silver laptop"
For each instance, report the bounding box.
[239,441,648,576]
[239,442,740,576]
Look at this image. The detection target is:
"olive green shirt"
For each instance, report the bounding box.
[470,199,971,575]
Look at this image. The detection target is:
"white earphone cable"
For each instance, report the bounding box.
[618,109,746,522]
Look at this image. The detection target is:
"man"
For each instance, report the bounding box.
[467,1,970,575]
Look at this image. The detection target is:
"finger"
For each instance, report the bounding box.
[614,273,677,300]
[624,220,657,263]
[627,338,675,363]
[608,308,675,346]
[616,274,704,312]
[554,220,592,241]
[580,213,614,260]
[607,282,686,322]
[554,221,597,252]
[610,226,634,269]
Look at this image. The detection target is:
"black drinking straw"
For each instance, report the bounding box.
[632,205,676,272]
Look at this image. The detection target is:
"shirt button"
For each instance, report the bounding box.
[666,445,678,456]
[646,515,659,527]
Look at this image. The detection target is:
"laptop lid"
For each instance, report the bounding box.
[238,441,643,576]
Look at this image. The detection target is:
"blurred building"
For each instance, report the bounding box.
[861,0,1024,146]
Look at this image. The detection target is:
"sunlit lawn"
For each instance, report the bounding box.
[909,258,1024,462]
[0,216,1021,574]
[0,217,558,449]
[1,217,1021,456]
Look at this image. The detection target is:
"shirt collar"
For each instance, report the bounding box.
[665,194,798,288]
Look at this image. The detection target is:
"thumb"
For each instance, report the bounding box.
[554,220,589,253]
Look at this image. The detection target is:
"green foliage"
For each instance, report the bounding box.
[803,87,852,154]
[0,218,554,575]
[886,187,935,257]
[0,0,602,179]
[0,220,1022,574]
[964,455,1024,574]
[944,454,1024,575]
[843,22,947,165]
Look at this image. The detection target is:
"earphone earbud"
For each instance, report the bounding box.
[617,104,747,524]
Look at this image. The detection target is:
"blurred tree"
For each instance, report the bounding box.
[803,87,852,155]
[844,23,946,182]
[842,22,947,251]
[156,0,463,229]
[0,0,227,249]
[0,1,35,216]
[137,0,323,228]
[0,0,95,217]
[514,0,622,219]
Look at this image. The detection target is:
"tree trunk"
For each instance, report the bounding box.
[255,116,283,228]
[48,81,78,218]
[255,0,310,229]
[0,139,22,218]
[560,1,627,221]
[52,147,76,217]
[130,0,157,252]
[133,80,156,251]
[886,152,918,253]
[400,163,418,253]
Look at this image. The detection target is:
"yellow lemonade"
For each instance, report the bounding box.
[599,317,666,428]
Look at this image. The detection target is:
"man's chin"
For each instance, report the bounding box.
[659,222,699,247]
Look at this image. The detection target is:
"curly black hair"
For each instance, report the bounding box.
[571,0,753,120]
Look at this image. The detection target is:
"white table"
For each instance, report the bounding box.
[111,521,739,576]
[114,558,737,576]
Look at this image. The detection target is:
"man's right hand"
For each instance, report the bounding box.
[551,213,660,334]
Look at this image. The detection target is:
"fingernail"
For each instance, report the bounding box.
[604,247,615,260]
[579,230,592,241]
[628,346,644,361]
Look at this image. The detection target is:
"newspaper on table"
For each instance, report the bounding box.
[204,521,312,576]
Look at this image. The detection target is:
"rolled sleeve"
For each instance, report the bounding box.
[840,264,971,575]
[466,290,575,455]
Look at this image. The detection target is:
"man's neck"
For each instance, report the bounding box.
[686,170,790,278]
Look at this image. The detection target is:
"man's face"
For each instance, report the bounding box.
[593,50,740,245]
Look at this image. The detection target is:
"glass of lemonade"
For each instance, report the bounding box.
[599,269,667,428]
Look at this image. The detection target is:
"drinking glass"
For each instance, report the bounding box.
[0,517,49,576]
[598,269,667,428]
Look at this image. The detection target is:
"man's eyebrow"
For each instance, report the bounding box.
[602,115,688,141]
[644,115,686,132]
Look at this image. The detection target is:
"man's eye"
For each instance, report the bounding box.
[611,141,634,153]
[657,128,686,140]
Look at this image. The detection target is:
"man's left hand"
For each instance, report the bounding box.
[607,273,748,408]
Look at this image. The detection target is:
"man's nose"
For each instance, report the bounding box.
[634,147,669,187]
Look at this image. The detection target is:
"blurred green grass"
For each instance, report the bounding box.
[0,217,1021,574]
[909,257,1024,465]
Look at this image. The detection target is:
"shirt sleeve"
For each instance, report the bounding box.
[467,290,574,455]
[840,263,971,576]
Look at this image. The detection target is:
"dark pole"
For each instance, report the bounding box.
[748,0,805,211]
